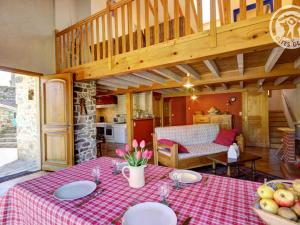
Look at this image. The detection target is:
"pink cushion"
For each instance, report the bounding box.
[158,139,189,153]
[214,129,238,147]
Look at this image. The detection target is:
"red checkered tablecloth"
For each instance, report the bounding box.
[0,157,263,225]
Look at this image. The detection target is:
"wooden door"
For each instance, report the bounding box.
[243,91,269,147]
[170,97,186,126]
[41,73,74,171]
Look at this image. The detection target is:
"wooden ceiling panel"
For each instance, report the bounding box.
[277,49,300,65]
[244,49,271,68]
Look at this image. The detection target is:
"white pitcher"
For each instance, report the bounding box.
[122,165,145,188]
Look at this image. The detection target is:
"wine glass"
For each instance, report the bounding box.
[91,166,101,185]
[158,182,170,206]
[172,173,183,189]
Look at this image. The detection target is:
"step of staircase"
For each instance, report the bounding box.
[270,143,282,149]
[269,121,289,127]
[0,142,17,148]
[270,137,282,144]
[269,111,286,117]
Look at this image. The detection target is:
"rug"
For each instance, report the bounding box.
[193,165,282,183]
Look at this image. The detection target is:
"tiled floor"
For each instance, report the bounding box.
[0,160,39,178]
[0,171,47,196]
[0,148,17,167]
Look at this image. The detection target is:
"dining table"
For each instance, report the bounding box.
[0,157,264,225]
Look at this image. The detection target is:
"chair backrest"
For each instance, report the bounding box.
[155,123,220,146]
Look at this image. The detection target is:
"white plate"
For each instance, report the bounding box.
[169,170,202,184]
[123,202,177,225]
[53,180,96,200]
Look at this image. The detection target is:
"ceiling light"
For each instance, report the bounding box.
[183,73,194,88]
[191,95,197,100]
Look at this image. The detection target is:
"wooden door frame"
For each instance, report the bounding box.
[0,66,43,169]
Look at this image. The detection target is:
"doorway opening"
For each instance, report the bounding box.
[0,71,41,182]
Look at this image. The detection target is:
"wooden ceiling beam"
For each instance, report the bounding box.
[293,77,300,85]
[204,85,214,91]
[295,56,300,68]
[118,75,153,86]
[97,85,117,91]
[176,64,200,79]
[152,68,183,82]
[265,47,285,72]
[203,60,220,77]
[257,78,265,87]
[132,71,167,84]
[103,77,140,88]
[274,76,289,86]
[237,53,244,75]
[97,80,128,89]
[110,63,300,94]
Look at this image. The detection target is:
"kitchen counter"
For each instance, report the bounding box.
[133,118,154,121]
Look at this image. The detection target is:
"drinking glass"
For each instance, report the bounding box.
[172,173,183,189]
[112,159,121,175]
[158,182,170,206]
[92,166,101,185]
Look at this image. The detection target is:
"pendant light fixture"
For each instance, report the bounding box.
[183,73,194,88]
[190,88,197,101]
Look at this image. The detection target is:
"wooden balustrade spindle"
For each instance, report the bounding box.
[102,15,106,58]
[174,0,180,39]
[154,0,159,44]
[63,34,67,69]
[256,0,263,16]
[76,29,79,66]
[210,0,217,47]
[67,31,70,68]
[224,0,231,24]
[274,0,282,10]
[90,21,95,62]
[59,36,63,71]
[80,25,84,64]
[107,1,113,61]
[127,2,134,51]
[121,5,126,53]
[163,0,169,41]
[71,30,75,67]
[185,0,191,35]
[114,9,119,54]
[55,36,60,72]
[96,17,100,60]
[85,23,89,62]
[239,0,247,20]
[136,0,142,49]
[197,0,203,32]
[145,0,150,46]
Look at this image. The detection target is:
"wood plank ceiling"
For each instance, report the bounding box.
[96,46,300,96]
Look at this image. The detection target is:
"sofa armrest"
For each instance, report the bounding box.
[170,144,179,168]
[152,133,159,165]
[236,134,245,152]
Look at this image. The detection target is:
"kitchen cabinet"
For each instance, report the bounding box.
[96,95,117,105]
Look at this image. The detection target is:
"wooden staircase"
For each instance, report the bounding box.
[269,111,289,149]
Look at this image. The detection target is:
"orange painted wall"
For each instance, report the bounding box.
[133,119,154,144]
[185,92,243,132]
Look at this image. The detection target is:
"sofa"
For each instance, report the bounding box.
[153,123,244,169]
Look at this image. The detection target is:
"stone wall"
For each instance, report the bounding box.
[74,81,96,164]
[15,75,41,170]
[0,86,16,107]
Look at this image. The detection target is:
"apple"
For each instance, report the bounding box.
[268,182,286,191]
[292,200,300,216]
[257,184,275,199]
[288,187,299,201]
[278,207,298,221]
[293,179,300,194]
[259,199,279,214]
[274,189,295,207]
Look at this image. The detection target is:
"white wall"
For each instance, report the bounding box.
[55,0,91,30]
[0,0,56,74]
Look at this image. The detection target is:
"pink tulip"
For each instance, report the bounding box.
[115,149,125,157]
[125,144,130,153]
[140,140,146,148]
[132,139,138,148]
[136,151,142,160]
[143,149,153,160]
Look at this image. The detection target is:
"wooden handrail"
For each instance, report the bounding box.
[55,0,283,73]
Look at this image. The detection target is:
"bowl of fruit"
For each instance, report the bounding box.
[253,179,300,225]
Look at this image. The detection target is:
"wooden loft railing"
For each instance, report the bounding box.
[55,0,284,73]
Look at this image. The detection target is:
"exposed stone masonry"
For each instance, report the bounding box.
[0,86,16,107]
[74,81,96,164]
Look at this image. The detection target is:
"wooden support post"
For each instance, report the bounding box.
[136,0,142,49]
[163,0,169,41]
[126,92,133,146]
[239,0,247,20]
